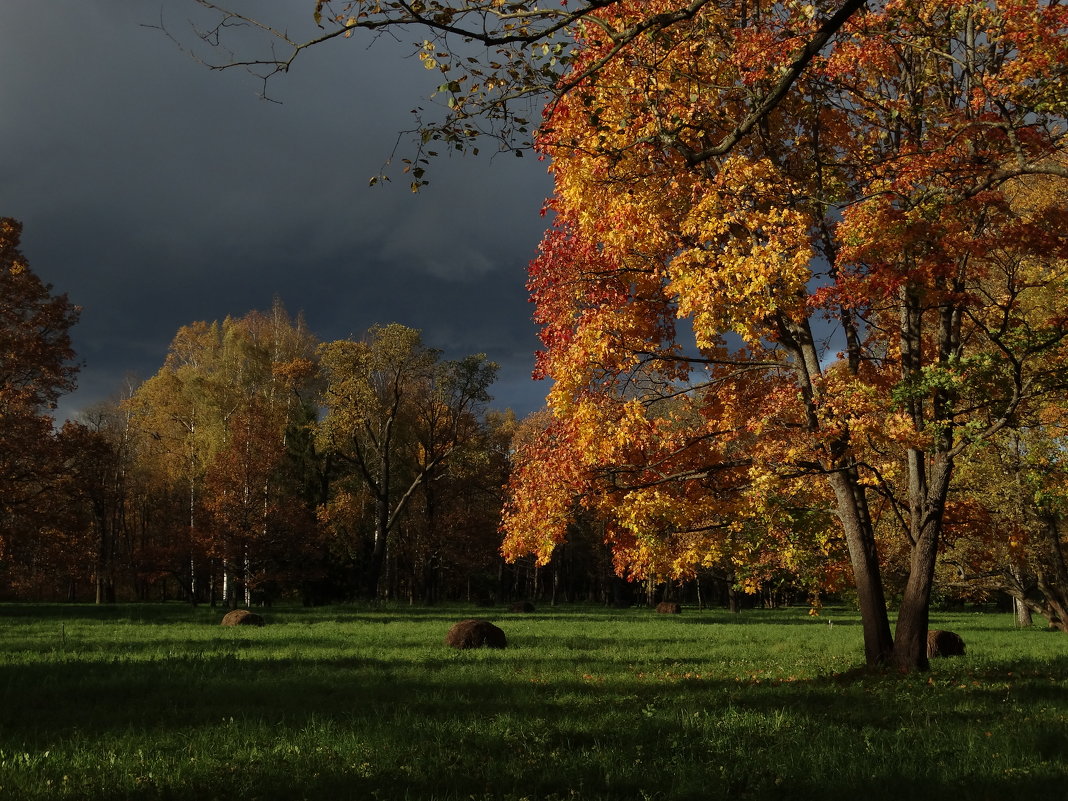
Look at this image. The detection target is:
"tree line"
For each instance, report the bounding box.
[2,217,645,606]
[2,293,490,603]
[3,204,1066,628]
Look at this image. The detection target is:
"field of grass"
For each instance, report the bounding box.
[0,602,1064,800]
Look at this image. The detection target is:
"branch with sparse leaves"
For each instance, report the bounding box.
[171,1,868,187]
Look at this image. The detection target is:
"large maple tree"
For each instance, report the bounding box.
[501,1,1068,670]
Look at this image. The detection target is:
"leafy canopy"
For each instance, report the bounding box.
[501,0,1068,667]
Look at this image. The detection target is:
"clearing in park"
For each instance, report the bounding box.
[0,602,1064,800]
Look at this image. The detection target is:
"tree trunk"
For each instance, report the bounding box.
[1036,514,1068,631]
[1014,596,1034,628]
[827,469,894,665]
[893,453,953,671]
[780,313,893,665]
[1006,565,1034,627]
[94,507,110,605]
[893,533,938,672]
[365,495,390,598]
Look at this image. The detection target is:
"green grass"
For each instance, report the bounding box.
[0,603,1064,800]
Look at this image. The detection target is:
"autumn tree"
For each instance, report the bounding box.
[0,218,80,589]
[199,302,321,605]
[126,300,320,603]
[316,324,497,598]
[127,320,230,599]
[502,1,1068,672]
[60,401,138,604]
[410,406,516,603]
[938,400,1068,631]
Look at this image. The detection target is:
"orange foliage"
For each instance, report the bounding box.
[503,1,1068,657]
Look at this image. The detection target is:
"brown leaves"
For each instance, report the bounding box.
[0,218,80,570]
[0,218,80,413]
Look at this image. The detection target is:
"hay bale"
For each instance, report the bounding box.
[656,601,682,614]
[444,619,507,649]
[927,629,965,658]
[221,609,265,627]
[509,601,535,613]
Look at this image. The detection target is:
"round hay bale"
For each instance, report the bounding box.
[927,629,965,658]
[509,601,536,613]
[444,619,507,649]
[221,609,265,627]
[656,601,682,614]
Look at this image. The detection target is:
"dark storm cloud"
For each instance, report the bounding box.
[0,0,554,418]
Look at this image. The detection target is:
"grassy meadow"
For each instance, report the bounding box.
[0,602,1064,800]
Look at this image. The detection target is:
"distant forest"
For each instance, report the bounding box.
[1,288,610,606]
[0,217,735,609]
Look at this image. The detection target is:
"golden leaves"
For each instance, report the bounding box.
[672,156,813,345]
[509,0,1068,601]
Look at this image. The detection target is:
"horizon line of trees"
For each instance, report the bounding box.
[0,250,632,607]
[2,214,1067,634]
[4,296,520,606]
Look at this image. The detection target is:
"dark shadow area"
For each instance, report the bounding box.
[0,649,1059,801]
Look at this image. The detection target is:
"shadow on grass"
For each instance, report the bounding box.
[1,640,1066,798]
[77,757,1068,801]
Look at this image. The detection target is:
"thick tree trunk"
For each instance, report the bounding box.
[893,533,938,671]
[728,585,740,614]
[1035,514,1068,631]
[828,469,894,665]
[893,453,952,671]
[1015,597,1034,628]
[778,314,893,665]
[1006,566,1034,627]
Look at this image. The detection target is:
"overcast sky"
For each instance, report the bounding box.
[1,0,555,420]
